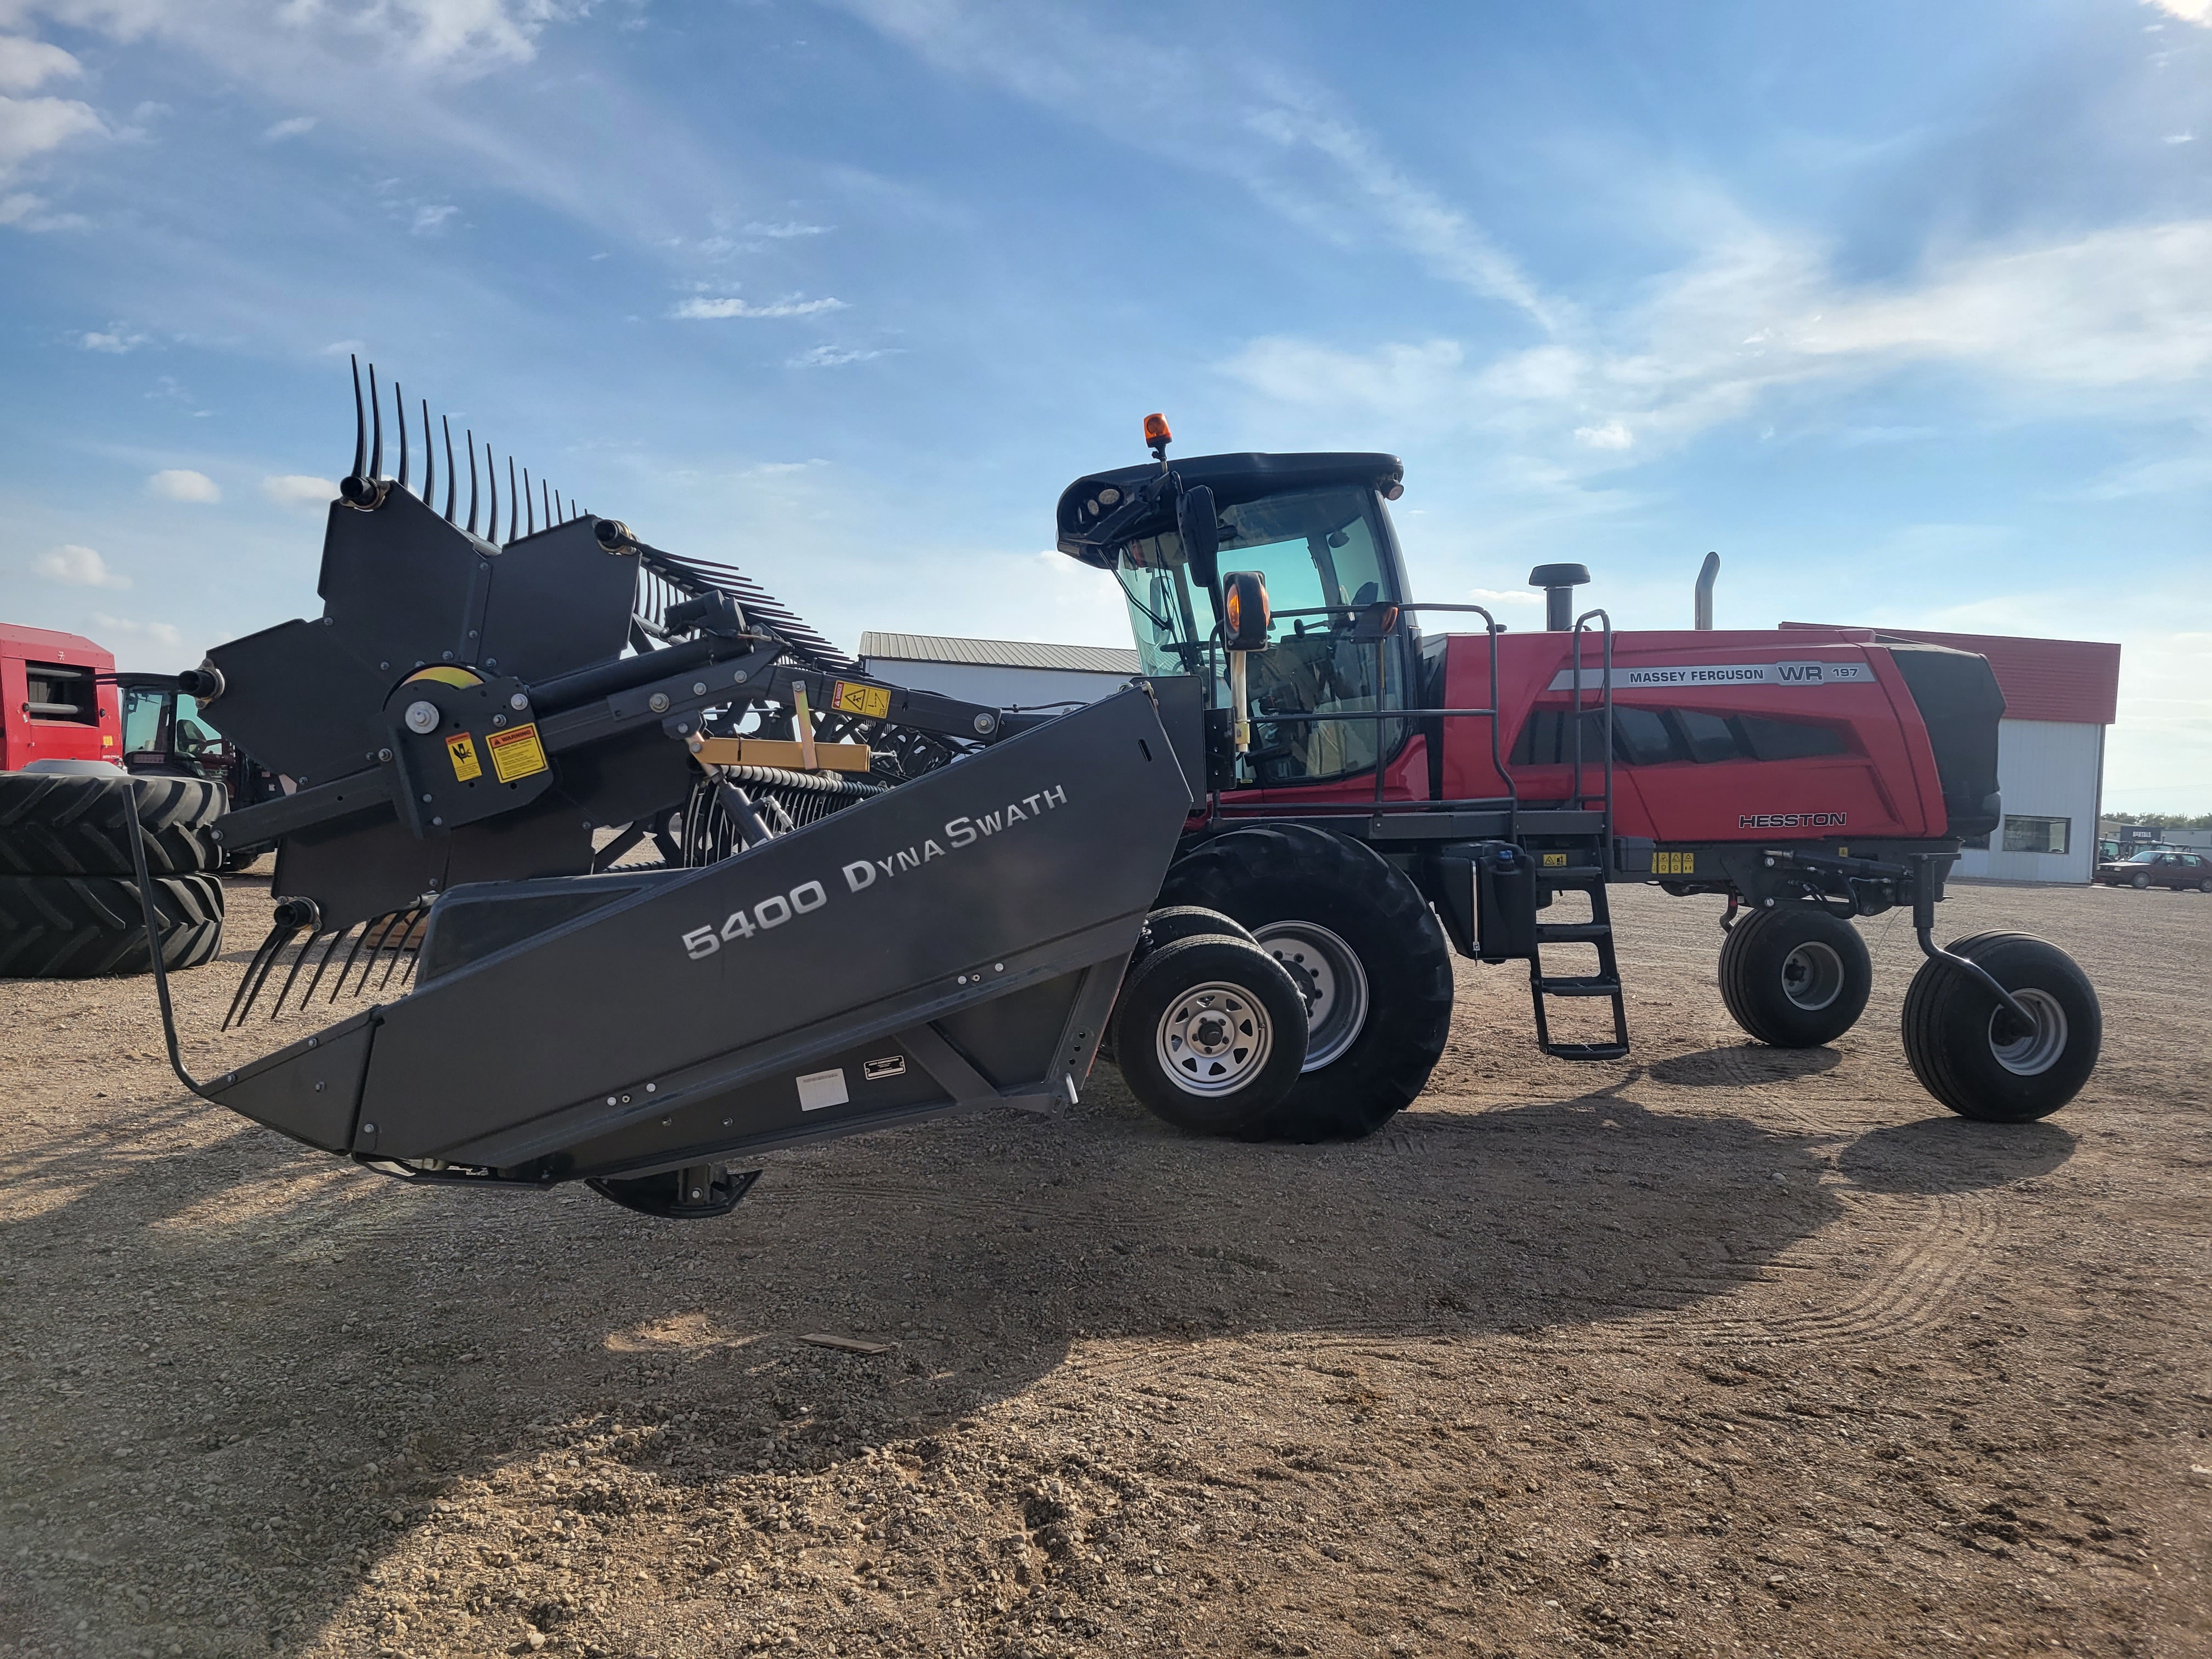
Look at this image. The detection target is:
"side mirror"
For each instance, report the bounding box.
[1222,571,1271,652]
[1177,484,1220,588]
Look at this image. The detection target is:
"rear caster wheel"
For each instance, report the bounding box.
[1113,933,1308,1137]
[1718,905,1871,1047]
[1901,932,2100,1122]
[1102,906,1256,1066]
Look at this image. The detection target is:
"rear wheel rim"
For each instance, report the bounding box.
[1779,939,1846,1012]
[1988,988,2068,1076]
[1253,921,1370,1070]
[1154,982,1273,1096]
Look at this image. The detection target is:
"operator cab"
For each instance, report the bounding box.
[1057,443,1414,787]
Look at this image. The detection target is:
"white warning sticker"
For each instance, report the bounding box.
[1548,660,1874,691]
[796,1068,849,1111]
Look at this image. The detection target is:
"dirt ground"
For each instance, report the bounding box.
[2,873,2208,1659]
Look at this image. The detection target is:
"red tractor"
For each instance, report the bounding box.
[1056,421,2098,1138]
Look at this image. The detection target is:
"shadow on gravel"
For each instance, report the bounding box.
[1835,1114,2078,1194]
[0,1077,1846,1654]
[1647,1044,1842,1087]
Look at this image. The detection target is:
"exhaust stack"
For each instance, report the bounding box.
[1694,551,1719,630]
[1529,563,1590,631]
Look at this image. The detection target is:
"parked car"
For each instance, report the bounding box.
[2094,848,2212,891]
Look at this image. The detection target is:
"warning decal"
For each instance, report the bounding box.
[830,679,892,720]
[486,722,549,783]
[445,732,482,781]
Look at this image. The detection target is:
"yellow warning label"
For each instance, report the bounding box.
[1542,851,1568,868]
[1653,850,1695,876]
[830,679,892,720]
[445,732,482,781]
[486,722,549,783]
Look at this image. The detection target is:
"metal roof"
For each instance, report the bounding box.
[1782,623,2121,725]
[859,632,1142,675]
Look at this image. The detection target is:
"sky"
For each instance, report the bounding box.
[1,0,2208,808]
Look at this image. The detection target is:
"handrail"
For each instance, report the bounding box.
[1209,599,1518,835]
[1567,609,1615,849]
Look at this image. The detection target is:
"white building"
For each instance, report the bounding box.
[857,632,1141,710]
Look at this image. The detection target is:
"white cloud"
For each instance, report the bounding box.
[261,115,315,140]
[91,612,183,648]
[0,33,78,92]
[0,89,104,178]
[838,1,1562,332]
[410,202,458,234]
[33,543,128,588]
[744,220,832,238]
[2143,0,2209,24]
[78,325,146,352]
[261,473,334,505]
[674,295,848,319]
[0,188,83,229]
[1466,586,1541,607]
[788,344,897,368]
[148,467,219,503]
[2168,132,2197,144]
[1223,218,2212,469]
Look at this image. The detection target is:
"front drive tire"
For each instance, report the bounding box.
[1901,932,2101,1123]
[1157,824,1453,1142]
[1113,935,1309,1137]
[2131,873,2151,889]
[1717,905,1872,1048]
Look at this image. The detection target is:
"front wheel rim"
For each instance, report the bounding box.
[1988,988,2068,1076]
[1779,939,1846,1012]
[1252,921,1371,1070]
[1154,982,1273,1096]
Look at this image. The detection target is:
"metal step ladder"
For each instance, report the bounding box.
[1528,867,1629,1061]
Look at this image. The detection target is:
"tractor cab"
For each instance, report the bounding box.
[115,673,233,778]
[1056,440,1417,788]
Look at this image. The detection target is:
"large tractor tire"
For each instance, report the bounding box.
[0,873,224,979]
[1901,932,2100,1122]
[1156,823,1453,1141]
[1718,905,1872,1048]
[1112,933,1310,1137]
[0,773,224,878]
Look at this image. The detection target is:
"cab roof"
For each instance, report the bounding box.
[1056,451,1403,569]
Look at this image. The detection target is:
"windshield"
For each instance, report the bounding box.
[1113,485,1402,783]
[2126,850,2164,862]
[1114,486,1396,676]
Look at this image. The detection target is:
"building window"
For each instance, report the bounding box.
[2002,815,2070,855]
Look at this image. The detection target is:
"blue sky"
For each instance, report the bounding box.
[2,0,2208,807]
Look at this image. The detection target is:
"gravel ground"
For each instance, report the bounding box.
[1,874,2207,1658]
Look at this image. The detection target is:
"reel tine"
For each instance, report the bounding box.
[523,465,534,537]
[297,923,351,1011]
[507,456,518,544]
[394,381,409,490]
[466,430,479,535]
[223,923,289,1030]
[228,921,300,1029]
[268,928,324,1022]
[376,908,423,991]
[442,415,458,523]
[540,476,550,532]
[335,909,400,1001]
[419,398,432,503]
[348,354,366,482]
[487,442,499,544]
[368,363,383,479]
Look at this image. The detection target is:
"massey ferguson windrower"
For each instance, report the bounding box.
[124,376,2100,1219]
